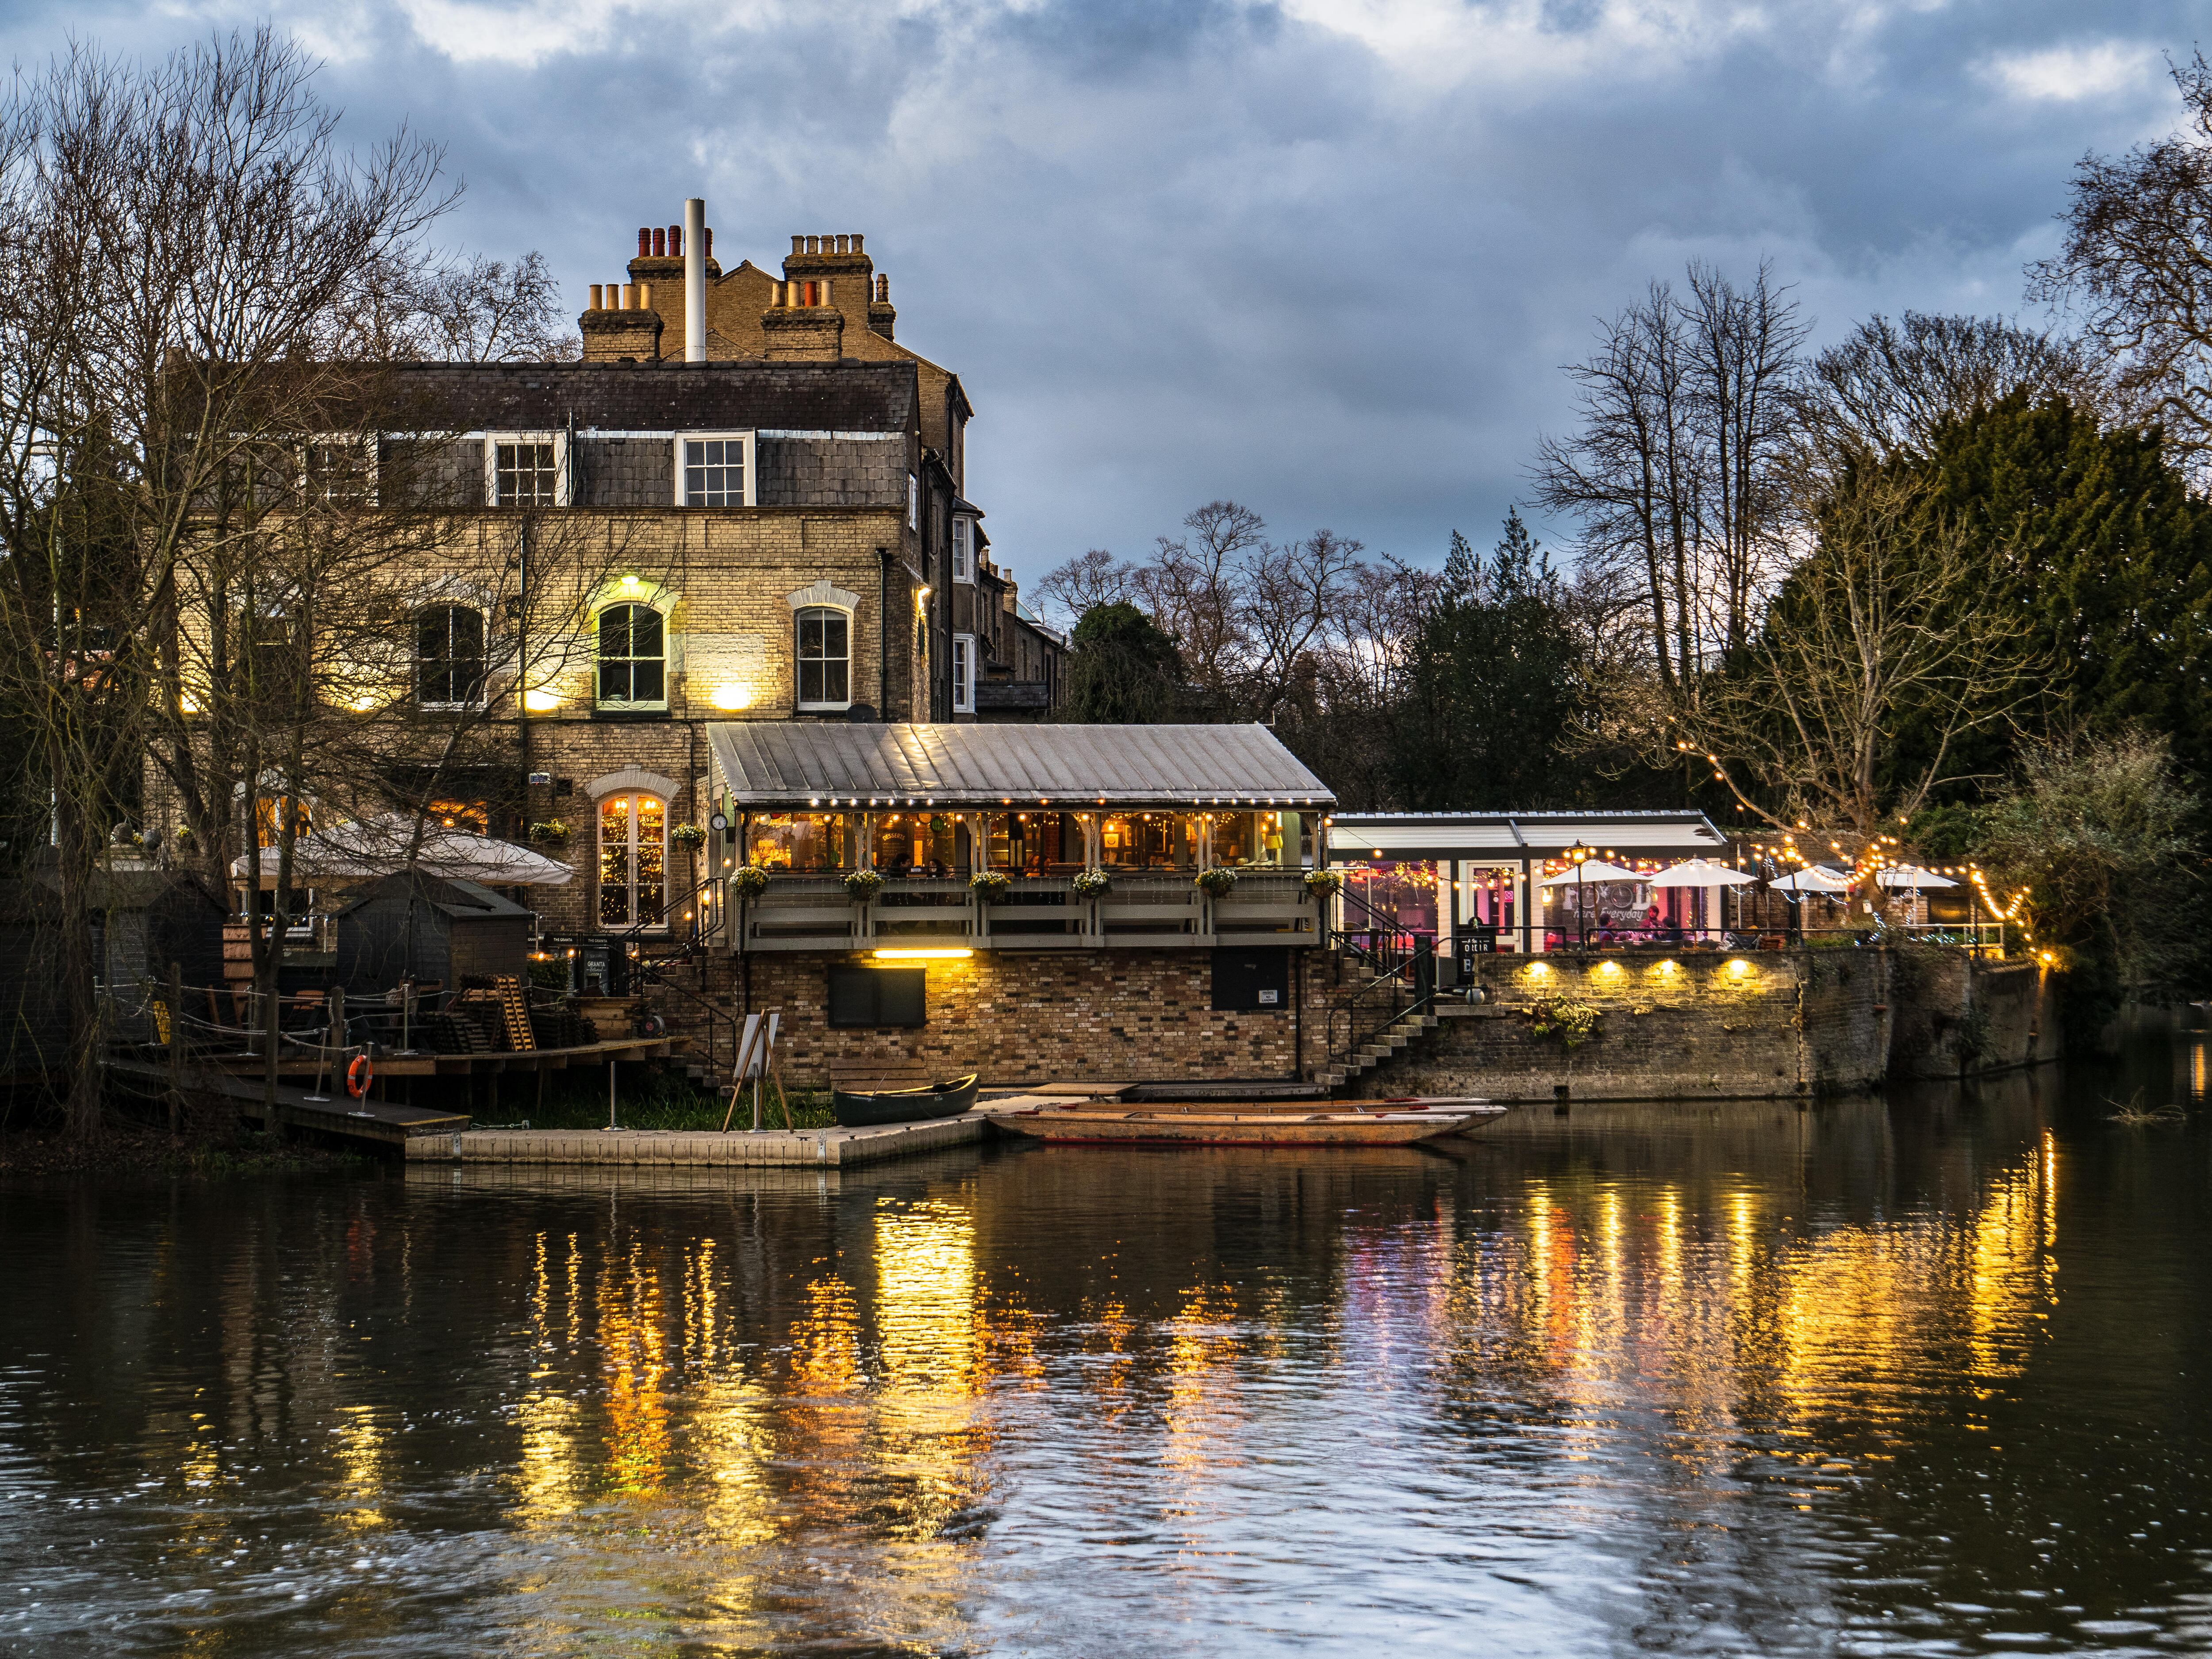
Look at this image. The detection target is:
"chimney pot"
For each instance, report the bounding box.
[638,228,650,257]
[853,234,864,254]
[705,227,713,257]
[638,282,652,310]
[590,284,604,310]
[835,234,849,254]
[669,225,681,257]
[876,274,888,302]
[652,228,666,257]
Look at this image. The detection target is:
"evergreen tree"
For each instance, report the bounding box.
[1065,601,1185,723]
[1387,514,1587,809]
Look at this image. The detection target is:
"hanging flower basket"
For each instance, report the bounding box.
[843,869,885,901]
[730,865,769,899]
[1302,869,1344,897]
[1194,868,1239,899]
[671,822,708,848]
[529,820,571,846]
[1072,868,1113,898]
[970,870,1013,902]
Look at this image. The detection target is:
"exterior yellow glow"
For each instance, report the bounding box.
[709,681,754,711]
[1726,958,1753,977]
[872,947,973,961]
[523,686,562,711]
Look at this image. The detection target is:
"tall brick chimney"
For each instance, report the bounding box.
[764,233,872,361]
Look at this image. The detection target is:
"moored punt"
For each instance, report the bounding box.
[991,1098,1498,1146]
[831,1073,980,1127]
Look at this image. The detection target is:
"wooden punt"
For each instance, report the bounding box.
[991,1098,1495,1146]
[831,1072,980,1128]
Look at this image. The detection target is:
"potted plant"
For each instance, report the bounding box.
[1194,867,1239,899]
[671,821,707,848]
[843,868,884,901]
[1302,869,1343,897]
[529,819,570,846]
[173,824,198,852]
[971,870,1012,901]
[730,864,769,899]
[1528,998,1598,1047]
[1072,867,1113,898]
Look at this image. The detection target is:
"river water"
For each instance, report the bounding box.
[3,1033,2209,1657]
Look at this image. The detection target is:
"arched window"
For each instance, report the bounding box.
[795,607,850,710]
[598,792,666,926]
[416,605,486,707]
[597,604,665,708]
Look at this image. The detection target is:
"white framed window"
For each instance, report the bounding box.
[416,605,487,708]
[677,431,756,507]
[598,792,666,927]
[596,603,667,708]
[299,434,377,507]
[795,606,852,710]
[952,516,974,584]
[952,633,975,714]
[484,431,569,507]
[907,473,918,530]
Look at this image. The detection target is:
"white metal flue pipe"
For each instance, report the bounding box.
[684,198,706,362]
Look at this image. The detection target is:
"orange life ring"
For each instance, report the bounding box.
[346,1053,373,1099]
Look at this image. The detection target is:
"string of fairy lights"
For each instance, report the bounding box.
[1667,736,2038,942]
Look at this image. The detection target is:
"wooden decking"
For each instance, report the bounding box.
[105,1059,469,1147]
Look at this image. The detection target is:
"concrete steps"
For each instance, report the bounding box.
[1317,1010,1442,1091]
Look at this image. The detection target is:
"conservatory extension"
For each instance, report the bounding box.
[703,722,1335,952]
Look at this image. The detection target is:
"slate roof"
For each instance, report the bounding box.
[361,360,919,435]
[707,722,1334,808]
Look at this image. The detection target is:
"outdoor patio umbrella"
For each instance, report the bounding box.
[1646,859,1756,888]
[1540,860,1644,949]
[230,814,576,889]
[1875,867,1958,888]
[1767,866,1851,894]
[1537,861,1644,885]
[1648,857,1756,934]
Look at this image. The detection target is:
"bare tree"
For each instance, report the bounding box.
[1530,263,1806,698]
[1795,311,2108,472]
[1031,547,1133,631]
[2029,51,2212,472]
[1678,472,2034,859]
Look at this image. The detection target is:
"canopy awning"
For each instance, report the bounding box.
[707,722,1333,810]
[1329,810,1727,862]
[230,815,575,889]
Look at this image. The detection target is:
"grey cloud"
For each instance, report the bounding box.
[0,0,2204,579]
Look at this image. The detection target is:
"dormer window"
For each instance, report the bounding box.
[678,432,756,507]
[485,432,568,507]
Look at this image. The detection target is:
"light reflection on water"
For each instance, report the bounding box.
[1,1036,2210,1655]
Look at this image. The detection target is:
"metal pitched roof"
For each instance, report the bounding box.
[707,722,1334,807]
[1329,811,1727,860]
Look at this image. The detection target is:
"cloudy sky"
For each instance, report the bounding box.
[3,1,2199,599]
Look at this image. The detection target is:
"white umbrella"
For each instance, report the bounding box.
[1876,866,1958,888]
[1647,858,1756,889]
[230,814,576,888]
[1539,860,1645,886]
[1768,866,1852,894]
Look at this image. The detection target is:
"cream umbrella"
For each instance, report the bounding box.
[231,814,576,889]
[1647,858,1756,888]
[1538,860,1644,885]
[1875,866,1958,888]
[1767,865,1851,894]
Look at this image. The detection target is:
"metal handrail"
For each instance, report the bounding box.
[1324,936,1442,1076]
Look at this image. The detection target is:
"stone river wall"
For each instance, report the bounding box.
[1356,947,2061,1103]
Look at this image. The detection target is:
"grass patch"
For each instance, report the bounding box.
[2106,1089,2185,1126]
[484,1064,837,1132]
